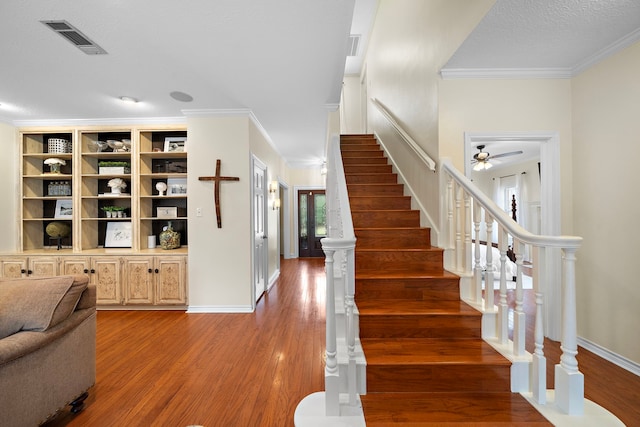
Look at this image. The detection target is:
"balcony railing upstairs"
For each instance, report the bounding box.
[440,157,584,415]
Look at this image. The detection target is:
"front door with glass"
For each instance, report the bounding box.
[298,190,326,257]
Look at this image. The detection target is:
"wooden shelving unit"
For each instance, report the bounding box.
[13,126,189,308]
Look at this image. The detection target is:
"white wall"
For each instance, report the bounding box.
[364,0,495,235]
[341,75,363,134]
[0,122,18,252]
[187,116,253,311]
[572,41,640,364]
[439,78,574,234]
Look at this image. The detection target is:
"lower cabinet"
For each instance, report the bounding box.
[0,256,59,278]
[123,256,186,305]
[1,254,187,308]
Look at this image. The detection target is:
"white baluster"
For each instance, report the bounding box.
[555,247,584,415]
[447,175,455,252]
[464,190,472,276]
[513,239,526,356]
[531,246,546,403]
[455,184,463,272]
[473,200,483,303]
[484,214,494,308]
[497,228,509,345]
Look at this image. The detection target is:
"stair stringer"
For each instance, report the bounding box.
[464,297,533,393]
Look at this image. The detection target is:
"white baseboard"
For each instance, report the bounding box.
[186,305,253,313]
[578,336,640,377]
[268,269,280,290]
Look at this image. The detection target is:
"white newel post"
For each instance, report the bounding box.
[555,247,584,415]
[321,240,339,416]
[344,243,358,407]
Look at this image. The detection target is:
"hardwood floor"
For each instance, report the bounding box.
[496,289,640,426]
[43,258,640,426]
[44,258,326,427]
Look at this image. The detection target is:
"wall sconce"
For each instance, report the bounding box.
[320,161,327,176]
[269,180,280,209]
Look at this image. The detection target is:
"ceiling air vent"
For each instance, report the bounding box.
[41,20,107,55]
[347,34,360,57]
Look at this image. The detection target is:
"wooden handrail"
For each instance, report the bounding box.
[371,97,437,172]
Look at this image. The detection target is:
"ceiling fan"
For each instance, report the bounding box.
[472,145,523,171]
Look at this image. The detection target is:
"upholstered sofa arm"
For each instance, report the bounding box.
[76,284,97,310]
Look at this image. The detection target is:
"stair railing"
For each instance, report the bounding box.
[441,157,585,415]
[371,97,437,172]
[321,134,357,415]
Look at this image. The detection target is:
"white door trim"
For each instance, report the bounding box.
[464,131,562,340]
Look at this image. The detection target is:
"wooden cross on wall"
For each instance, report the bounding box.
[198,159,239,228]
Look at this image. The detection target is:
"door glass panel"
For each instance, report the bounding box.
[314,194,326,237]
[299,194,308,250]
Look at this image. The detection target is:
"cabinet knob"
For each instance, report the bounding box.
[155,269,159,274]
[21,269,26,274]
[27,270,33,275]
[84,269,89,274]
[148,268,153,273]
[90,269,96,274]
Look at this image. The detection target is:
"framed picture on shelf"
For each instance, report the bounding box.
[164,137,187,153]
[157,206,178,218]
[105,222,132,248]
[167,177,187,195]
[54,199,73,218]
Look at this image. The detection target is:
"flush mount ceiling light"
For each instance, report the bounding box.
[119,96,139,104]
[41,20,107,55]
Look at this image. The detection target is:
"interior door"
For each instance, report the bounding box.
[253,159,267,303]
[298,190,326,257]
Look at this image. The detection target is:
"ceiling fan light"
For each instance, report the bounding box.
[484,161,493,170]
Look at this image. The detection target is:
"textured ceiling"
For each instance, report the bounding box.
[443,0,640,76]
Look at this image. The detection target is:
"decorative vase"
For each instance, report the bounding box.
[159,221,181,250]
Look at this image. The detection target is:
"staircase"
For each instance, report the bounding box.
[341,134,551,426]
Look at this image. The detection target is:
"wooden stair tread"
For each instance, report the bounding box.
[361,392,552,426]
[357,299,480,315]
[355,270,458,280]
[361,338,510,365]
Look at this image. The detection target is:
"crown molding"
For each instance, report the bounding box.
[440,67,573,80]
[572,27,640,76]
[12,116,186,127]
[442,27,640,81]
